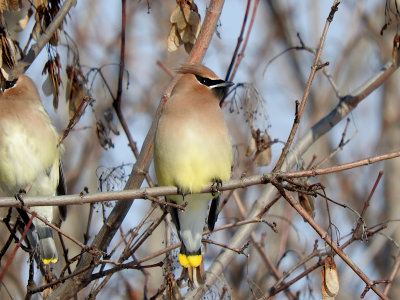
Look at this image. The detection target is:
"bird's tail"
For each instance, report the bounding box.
[35,225,58,264]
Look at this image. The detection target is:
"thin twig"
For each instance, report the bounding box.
[383,255,400,295]
[225,0,251,81]
[228,0,260,82]
[273,1,340,172]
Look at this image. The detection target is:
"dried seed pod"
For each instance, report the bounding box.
[298,192,315,219]
[246,128,272,166]
[246,136,256,157]
[254,131,271,166]
[321,267,334,300]
[167,24,180,52]
[167,0,201,54]
[42,54,62,109]
[0,29,21,82]
[0,0,24,12]
[33,0,62,46]
[321,256,339,299]
[96,108,119,150]
[66,65,88,120]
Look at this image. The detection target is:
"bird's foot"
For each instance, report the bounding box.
[211,178,223,196]
[177,186,185,200]
[15,189,27,206]
[187,263,205,288]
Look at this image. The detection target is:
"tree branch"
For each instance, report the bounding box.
[0,149,398,208]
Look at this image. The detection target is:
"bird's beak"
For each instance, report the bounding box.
[210,81,234,89]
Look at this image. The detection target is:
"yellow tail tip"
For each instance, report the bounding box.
[179,253,202,267]
[42,258,58,264]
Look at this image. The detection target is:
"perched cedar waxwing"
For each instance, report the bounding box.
[154,64,233,284]
[0,75,66,265]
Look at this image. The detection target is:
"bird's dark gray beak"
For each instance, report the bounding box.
[210,81,234,89]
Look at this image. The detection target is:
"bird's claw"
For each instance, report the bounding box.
[211,179,223,196]
[15,190,26,206]
[177,186,185,200]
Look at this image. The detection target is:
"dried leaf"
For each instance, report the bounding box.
[246,136,256,157]
[0,0,24,12]
[254,148,271,166]
[167,24,180,52]
[298,192,315,219]
[42,54,62,109]
[167,0,201,54]
[33,0,62,46]
[179,26,195,43]
[321,267,335,300]
[169,5,181,23]
[0,29,21,81]
[42,73,54,95]
[66,65,88,119]
[96,108,119,150]
[324,256,339,297]
[183,42,193,54]
[175,6,189,30]
[247,128,272,166]
[187,8,200,26]
[254,132,271,166]
[0,31,15,67]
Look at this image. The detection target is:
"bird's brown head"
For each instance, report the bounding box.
[176,64,234,101]
[1,75,41,103]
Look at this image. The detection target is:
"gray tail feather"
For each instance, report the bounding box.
[35,226,58,264]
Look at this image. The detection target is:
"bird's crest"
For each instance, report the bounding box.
[177,64,220,80]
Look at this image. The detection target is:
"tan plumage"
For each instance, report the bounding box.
[154,64,233,283]
[0,75,65,264]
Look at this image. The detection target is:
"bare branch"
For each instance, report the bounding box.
[0,150,397,208]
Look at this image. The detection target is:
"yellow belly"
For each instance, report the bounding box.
[154,124,232,193]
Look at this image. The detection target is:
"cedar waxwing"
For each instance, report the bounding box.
[154,64,233,283]
[0,75,66,265]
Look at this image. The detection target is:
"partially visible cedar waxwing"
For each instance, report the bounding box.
[154,64,233,284]
[0,75,66,265]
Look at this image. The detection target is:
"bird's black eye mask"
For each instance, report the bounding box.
[4,79,17,90]
[195,75,225,87]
